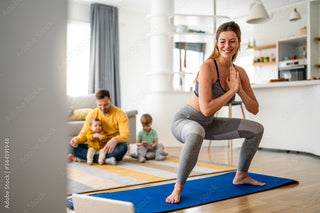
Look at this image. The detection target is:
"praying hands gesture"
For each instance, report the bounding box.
[226,66,241,94]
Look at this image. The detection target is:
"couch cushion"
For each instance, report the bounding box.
[69,108,93,121]
[67,121,85,137]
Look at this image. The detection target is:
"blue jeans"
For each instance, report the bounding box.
[68,142,128,163]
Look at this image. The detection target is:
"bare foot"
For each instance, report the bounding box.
[233,171,266,186]
[166,183,184,204]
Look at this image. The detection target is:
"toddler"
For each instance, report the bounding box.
[133,114,167,163]
[86,118,107,165]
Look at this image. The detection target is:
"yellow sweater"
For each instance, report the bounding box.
[75,106,130,144]
[86,130,107,151]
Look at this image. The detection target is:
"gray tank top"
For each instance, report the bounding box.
[194,59,235,104]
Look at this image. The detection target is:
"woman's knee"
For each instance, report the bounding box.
[239,119,264,136]
[257,122,264,135]
[252,121,264,136]
[183,122,205,138]
[171,119,205,143]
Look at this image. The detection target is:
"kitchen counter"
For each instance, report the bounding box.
[151,80,320,155]
[244,81,320,156]
[251,80,320,88]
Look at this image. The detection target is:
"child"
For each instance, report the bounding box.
[86,118,107,165]
[133,114,167,163]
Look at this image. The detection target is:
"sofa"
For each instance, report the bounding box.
[67,94,138,146]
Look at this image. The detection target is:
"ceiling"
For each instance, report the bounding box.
[71,0,307,19]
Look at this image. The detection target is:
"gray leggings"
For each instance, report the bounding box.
[171,104,264,185]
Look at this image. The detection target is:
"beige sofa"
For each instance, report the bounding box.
[67,94,138,145]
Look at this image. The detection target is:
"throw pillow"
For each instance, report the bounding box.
[69,108,92,121]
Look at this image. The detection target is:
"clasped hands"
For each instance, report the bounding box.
[226,66,242,94]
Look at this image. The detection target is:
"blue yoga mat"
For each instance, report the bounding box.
[68,171,297,213]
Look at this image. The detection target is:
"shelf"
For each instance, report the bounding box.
[316,64,320,67]
[252,61,276,66]
[174,14,230,20]
[279,58,307,63]
[247,44,276,51]
[314,37,320,40]
[174,32,214,42]
[174,32,214,36]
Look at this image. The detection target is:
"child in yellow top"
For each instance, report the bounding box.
[86,118,107,165]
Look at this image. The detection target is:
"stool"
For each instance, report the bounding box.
[207,100,246,151]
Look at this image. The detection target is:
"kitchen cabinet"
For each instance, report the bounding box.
[278,36,307,62]
[247,43,276,66]
[315,37,320,68]
[308,0,320,78]
[173,14,213,43]
[277,36,308,81]
[249,81,320,156]
[173,14,230,43]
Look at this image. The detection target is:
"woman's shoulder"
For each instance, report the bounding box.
[201,59,214,69]
[234,64,245,72]
[200,60,216,74]
[199,59,216,81]
[234,65,249,77]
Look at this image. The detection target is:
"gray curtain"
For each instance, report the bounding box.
[89,4,121,107]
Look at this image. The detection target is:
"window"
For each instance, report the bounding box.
[173,42,206,92]
[66,21,90,96]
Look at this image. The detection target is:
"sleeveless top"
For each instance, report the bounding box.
[194,59,235,104]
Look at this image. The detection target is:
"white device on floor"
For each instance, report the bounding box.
[72,193,135,213]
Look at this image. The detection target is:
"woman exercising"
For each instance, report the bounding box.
[166,21,265,204]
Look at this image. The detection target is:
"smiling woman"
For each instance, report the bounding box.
[166,21,265,204]
[67,21,90,96]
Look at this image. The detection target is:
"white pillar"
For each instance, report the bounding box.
[147,0,174,92]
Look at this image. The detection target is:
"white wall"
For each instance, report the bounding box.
[0,0,67,212]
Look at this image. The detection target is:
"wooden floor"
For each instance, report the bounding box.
[72,145,320,213]
[163,146,320,213]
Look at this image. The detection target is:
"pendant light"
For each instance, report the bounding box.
[289,8,301,21]
[246,0,270,24]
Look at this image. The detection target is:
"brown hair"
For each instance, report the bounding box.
[95,89,110,100]
[89,118,101,126]
[140,114,152,126]
[194,21,241,82]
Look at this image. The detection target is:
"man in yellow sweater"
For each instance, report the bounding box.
[69,89,129,165]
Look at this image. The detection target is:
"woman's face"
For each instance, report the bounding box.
[217,31,240,59]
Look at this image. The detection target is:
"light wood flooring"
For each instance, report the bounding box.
[165,146,320,213]
[71,145,320,213]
